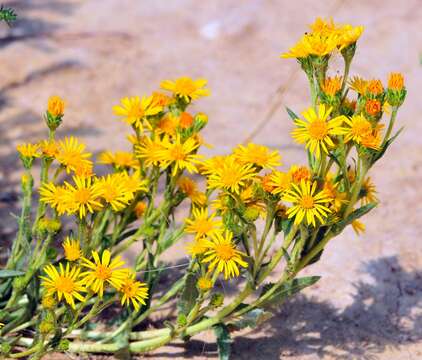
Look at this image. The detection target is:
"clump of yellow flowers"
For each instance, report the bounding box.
[0,18,406,358]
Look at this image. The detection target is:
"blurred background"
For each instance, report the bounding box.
[0,0,421,359]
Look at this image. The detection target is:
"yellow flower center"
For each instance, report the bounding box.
[170,144,187,161]
[301,195,315,209]
[65,247,80,261]
[55,276,75,294]
[351,120,371,137]
[95,265,112,280]
[74,188,91,204]
[121,279,137,297]
[220,169,242,187]
[215,244,235,261]
[308,120,328,140]
[103,184,118,202]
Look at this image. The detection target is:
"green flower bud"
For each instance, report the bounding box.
[210,293,224,308]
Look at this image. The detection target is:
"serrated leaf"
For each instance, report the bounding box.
[177,272,199,316]
[213,324,232,360]
[0,270,25,278]
[261,276,321,308]
[285,106,299,121]
[229,308,273,330]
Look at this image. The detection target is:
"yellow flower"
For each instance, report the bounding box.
[343,115,373,145]
[151,91,172,107]
[360,128,382,151]
[366,79,384,96]
[309,17,337,36]
[206,155,256,194]
[283,180,332,226]
[62,237,81,261]
[321,76,342,96]
[157,135,201,176]
[39,140,59,158]
[47,96,65,117]
[338,24,364,49]
[291,104,347,159]
[288,165,312,184]
[64,176,103,218]
[269,171,291,195]
[119,170,148,195]
[99,151,138,169]
[40,263,85,309]
[119,272,148,311]
[178,111,194,129]
[202,231,248,280]
[81,250,128,297]
[156,114,178,136]
[323,174,348,212]
[41,295,56,309]
[388,73,404,91]
[134,201,147,218]
[351,219,365,235]
[297,33,340,57]
[96,174,133,212]
[186,238,209,258]
[360,177,378,205]
[16,143,40,158]
[197,276,212,291]
[160,77,210,102]
[39,183,70,215]
[113,96,162,132]
[135,136,166,167]
[185,207,221,239]
[349,76,367,95]
[233,143,281,170]
[57,137,92,174]
[178,176,198,197]
[365,99,381,116]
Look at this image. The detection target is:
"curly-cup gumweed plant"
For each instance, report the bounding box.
[0,18,406,359]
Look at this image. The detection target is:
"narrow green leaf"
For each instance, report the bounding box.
[0,270,25,278]
[229,308,273,330]
[261,276,321,308]
[334,203,377,234]
[213,324,232,360]
[285,106,299,121]
[373,126,404,163]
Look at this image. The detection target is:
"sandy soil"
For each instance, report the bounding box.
[0,0,421,359]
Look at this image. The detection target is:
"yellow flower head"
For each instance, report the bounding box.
[343,115,373,145]
[160,77,210,102]
[41,295,56,309]
[156,114,178,136]
[179,111,194,129]
[388,73,404,91]
[39,182,70,215]
[323,174,348,212]
[57,137,92,174]
[206,155,256,194]
[39,140,59,158]
[119,272,148,311]
[134,201,147,218]
[349,76,368,95]
[197,276,212,291]
[40,263,85,309]
[62,237,81,262]
[64,176,103,218]
[309,17,337,36]
[99,151,138,169]
[157,134,201,176]
[360,177,378,205]
[47,95,65,117]
[268,170,291,195]
[365,99,381,116]
[119,170,148,195]
[321,76,342,96]
[281,32,339,59]
[288,165,312,184]
[233,143,281,170]
[96,174,133,212]
[291,104,347,159]
[113,96,162,132]
[135,135,166,168]
[338,24,364,49]
[151,91,172,107]
[366,79,384,96]
[81,250,128,297]
[202,230,248,280]
[283,180,332,226]
[186,238,209,258]
[178,176,198,197]
[16,143,40,159]
[185,207,222,240]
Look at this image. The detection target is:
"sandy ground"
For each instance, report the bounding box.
[0,0,422,359]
